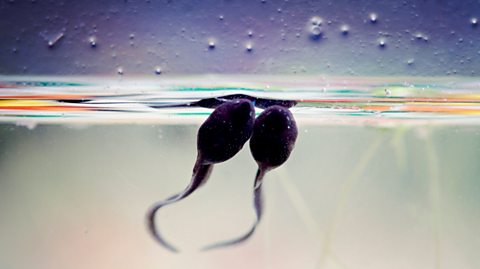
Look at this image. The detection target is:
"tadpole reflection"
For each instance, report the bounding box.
[146,96,298,252]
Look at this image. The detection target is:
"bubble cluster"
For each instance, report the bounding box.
[413,32,429,42]
[309,26,323,38]
[307,16,324,40]
[310,16,323,26]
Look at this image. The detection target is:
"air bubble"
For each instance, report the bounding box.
[407,58,415,65]
[384,88,391,95]
[369,13,378,23]
[154,66,162,75]
[219,15,224,20]
[247,30,254,37]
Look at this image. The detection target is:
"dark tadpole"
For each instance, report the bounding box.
[147,99,255,252]
[202,105,298,251]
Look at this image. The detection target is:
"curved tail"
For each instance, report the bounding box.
[201,168,266,251]
[146,160,213,252]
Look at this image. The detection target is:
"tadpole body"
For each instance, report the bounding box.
[147,99,255,252]
[202,105,298,250]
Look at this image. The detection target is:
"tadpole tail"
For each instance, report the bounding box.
[201,168,266,251]
[147,159,213,252]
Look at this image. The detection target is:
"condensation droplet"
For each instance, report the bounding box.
[208,39,216,49]
[310,16,323,26]
[378,38,386,48]
[308,24,323,40]
[307,16,323,41]
[413,32,429,42]
[369,13,378,23]
[47,32,64,48]
[340,24,350,35]
[88,36,97,47]
[471,17,478,27]
[245,42,253,52]
[117,67,124,75]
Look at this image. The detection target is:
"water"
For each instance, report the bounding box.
[0,76,479,268]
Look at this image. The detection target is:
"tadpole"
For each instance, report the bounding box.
[147,99,255,252]
[202,105,298,250]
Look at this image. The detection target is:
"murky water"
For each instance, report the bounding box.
[0,77,479,269]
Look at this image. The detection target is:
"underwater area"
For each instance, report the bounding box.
[1,0,480,269]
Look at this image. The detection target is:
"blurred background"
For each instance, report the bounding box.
[0,0,479,76]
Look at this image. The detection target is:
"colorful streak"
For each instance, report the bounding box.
[1,76,480,125]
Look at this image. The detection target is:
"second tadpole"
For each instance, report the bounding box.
[202,105,298,250]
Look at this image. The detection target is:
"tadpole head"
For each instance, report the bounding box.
[197,99,255,164]
[250,105,298,170]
